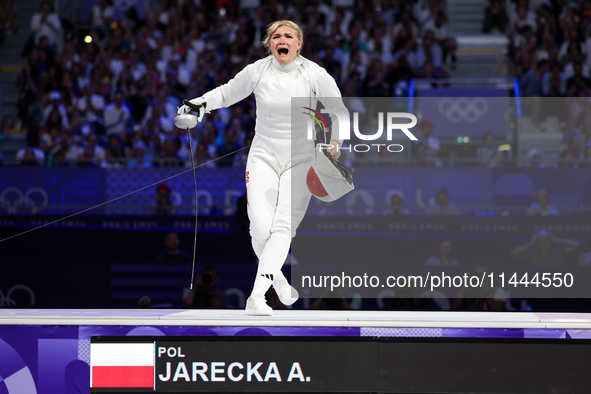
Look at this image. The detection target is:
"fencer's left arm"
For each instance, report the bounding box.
[314,67,349,148]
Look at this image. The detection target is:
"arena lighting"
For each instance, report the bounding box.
[498,144,511,151]
[84,35,92,43]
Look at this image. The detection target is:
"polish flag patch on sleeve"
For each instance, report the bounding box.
[90,343,154,388]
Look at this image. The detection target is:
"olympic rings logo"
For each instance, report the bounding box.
[0,187,48,214]
[0,285,35,306]
[437,98,489,123]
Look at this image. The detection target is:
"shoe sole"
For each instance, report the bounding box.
[244,307,273,316]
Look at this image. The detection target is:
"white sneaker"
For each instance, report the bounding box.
[245,296,273,316]
[273,275,299,306]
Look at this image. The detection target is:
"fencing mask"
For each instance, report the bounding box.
[307,144,355,202]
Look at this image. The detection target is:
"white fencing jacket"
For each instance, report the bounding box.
[201,55,348,146]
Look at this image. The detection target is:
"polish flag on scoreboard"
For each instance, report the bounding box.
[90,343,154,388]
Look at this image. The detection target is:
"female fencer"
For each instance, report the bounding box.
[177,20,347,315]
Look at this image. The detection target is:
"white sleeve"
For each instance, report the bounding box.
[31,14,41,32]
[202,63,258,111]
[425,256,440,266]
[49,14,61,30]
[16,148,26,162]
[315,65,348,146]
[34,148,45,161]
[59,105,70,129]
[104,6,114,19]
[42,106,51,124]
[493,288,507,301]
[123,106,131,121]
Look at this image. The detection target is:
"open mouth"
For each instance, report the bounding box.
[278,47,289,55]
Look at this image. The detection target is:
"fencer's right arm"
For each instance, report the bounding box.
[180,63,259,118]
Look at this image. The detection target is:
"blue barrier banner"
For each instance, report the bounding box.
[1,167,591,216]
[103,167,245,216]
[0,168,105,214]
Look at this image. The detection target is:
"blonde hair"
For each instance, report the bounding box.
[261,20,304,55]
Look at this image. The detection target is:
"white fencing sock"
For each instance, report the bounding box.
[252,239,289,284]
[250,233,291,298]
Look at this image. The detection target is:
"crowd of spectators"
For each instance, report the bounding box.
[13,0,459,168]
[508,0,591,164]
[12,0,591,169]
[0,0,16,47]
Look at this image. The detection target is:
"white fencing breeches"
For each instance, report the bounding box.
[245,134,312,296]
